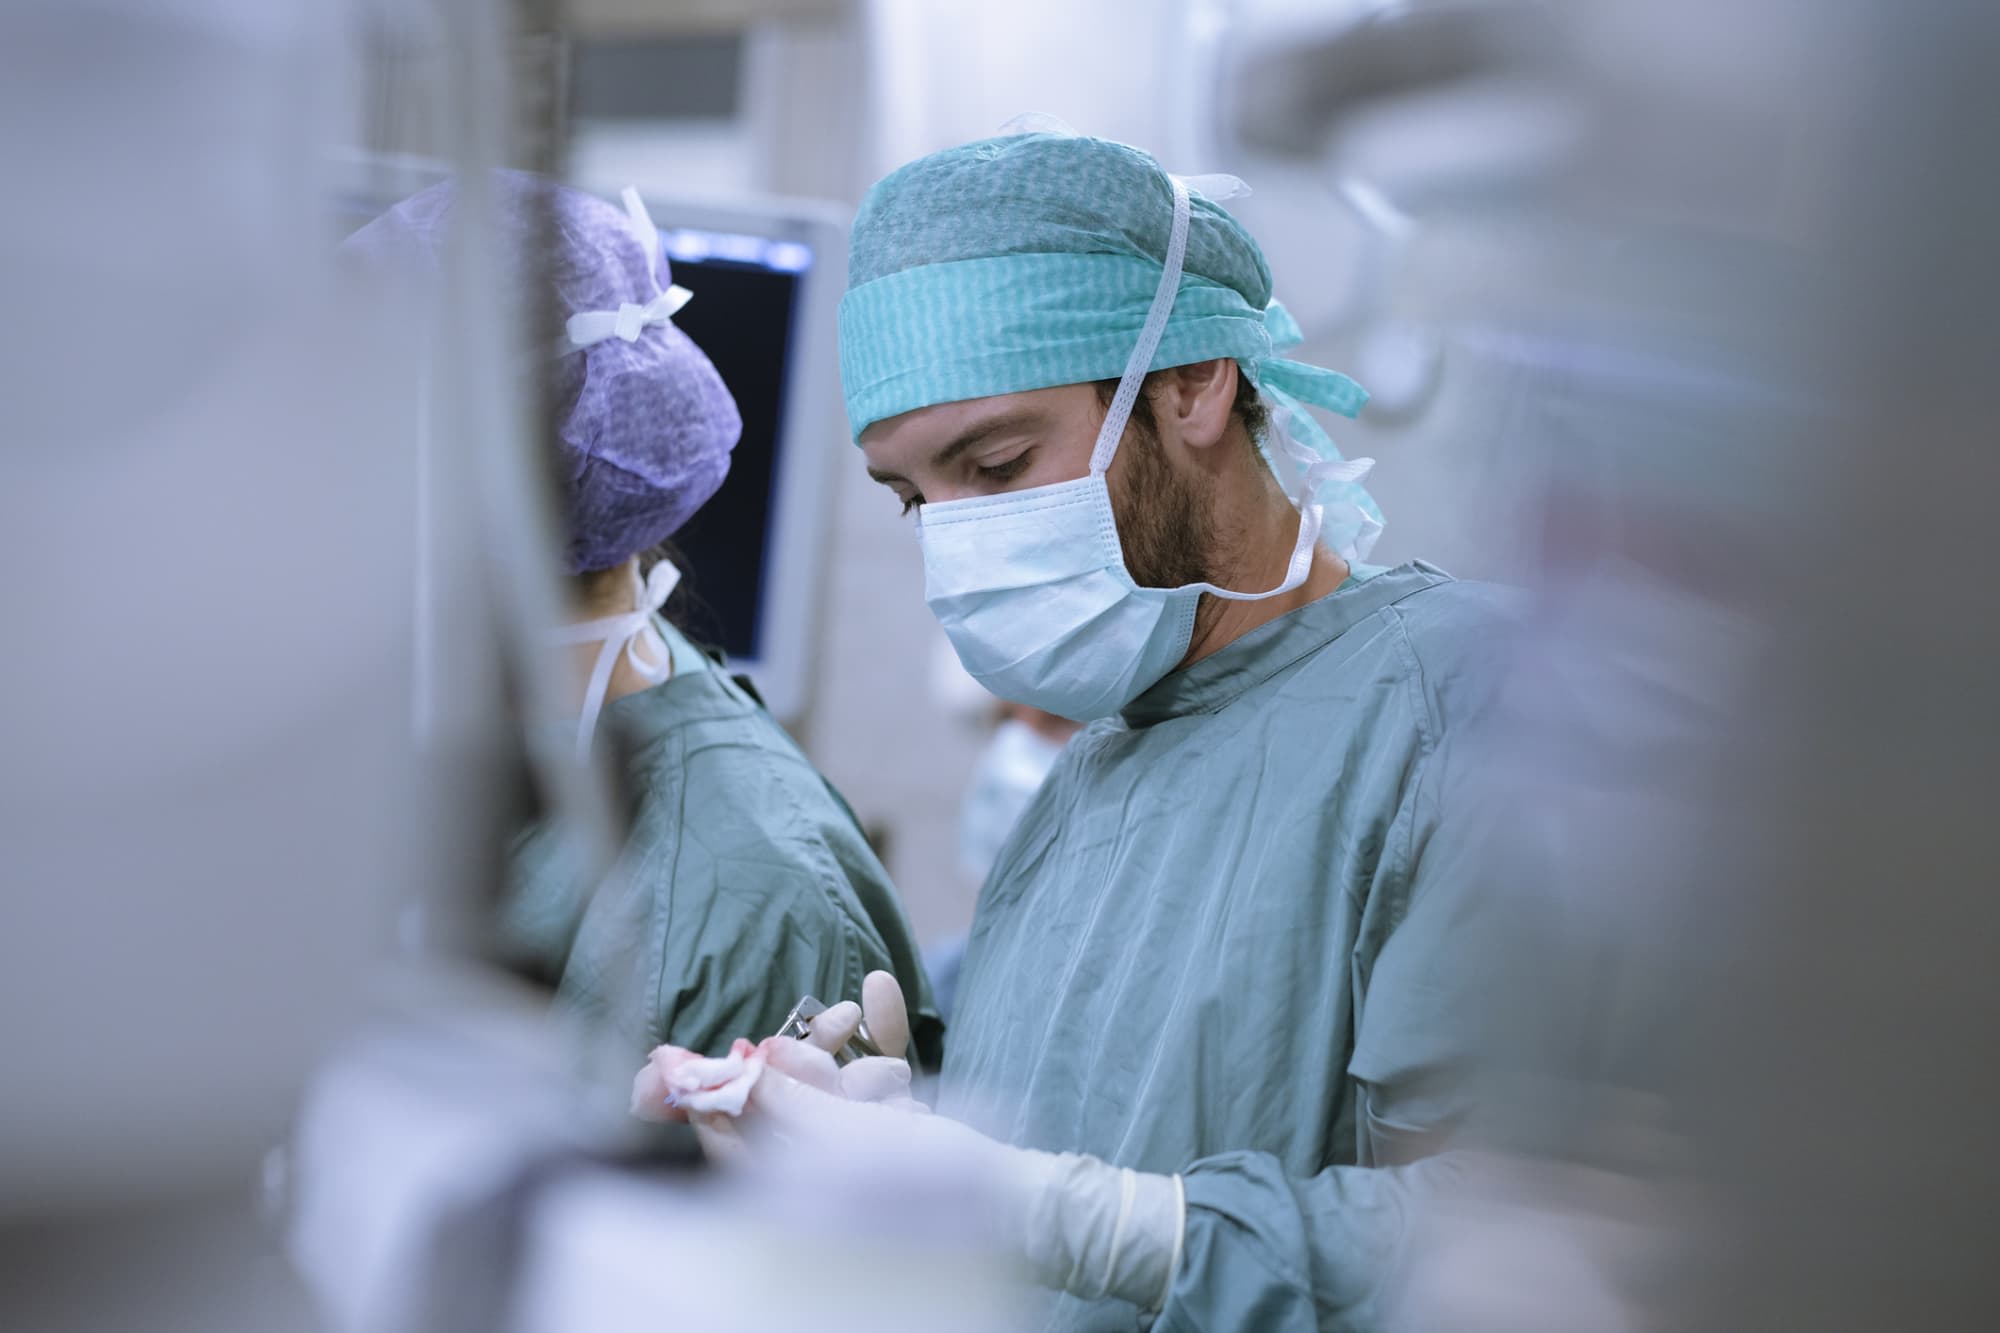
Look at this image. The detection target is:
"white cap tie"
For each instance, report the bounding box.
[549,560,683,761]
[560,186,694,353]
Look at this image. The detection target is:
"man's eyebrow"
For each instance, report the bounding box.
[865,410,1045,488]
[934,410,1043,467]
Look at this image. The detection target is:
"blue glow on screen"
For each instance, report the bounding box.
[662,227,812,273]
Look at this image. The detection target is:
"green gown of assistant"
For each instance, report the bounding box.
[502,627,943,1068]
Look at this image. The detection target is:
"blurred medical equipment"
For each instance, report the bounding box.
[624,194,851,722]
[0,4,989,1331]
[1205,0,1595,581]
[1223,1,1575,213]
[1218,3,2000,1330]
[1,0,575,1326]
[0,0,549,1218]
[290,973,1014,1333]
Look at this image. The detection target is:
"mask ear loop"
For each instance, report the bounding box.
[1085,173,1325,603]
[1089,174,1192,476]
[1087,168,1370,598]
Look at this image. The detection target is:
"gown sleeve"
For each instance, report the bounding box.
[641,735,941,1061]
[1161,727,1581,1332]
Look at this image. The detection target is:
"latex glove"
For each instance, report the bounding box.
[630,971,913,1121]
[790,970,919,1106]
[630,971,918,1148]
[736,1050,1186,1312]
[628,1036,862,1164]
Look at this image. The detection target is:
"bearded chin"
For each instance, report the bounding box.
[1114,430,1215,591]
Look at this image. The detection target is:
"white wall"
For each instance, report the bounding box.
[569,120,760,201]
[860,0,1204,174]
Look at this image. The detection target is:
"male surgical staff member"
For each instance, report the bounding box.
[677,128,1523,1329]
[347,174,942,1066]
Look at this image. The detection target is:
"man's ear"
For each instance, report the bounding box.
[1153,358,1238,451]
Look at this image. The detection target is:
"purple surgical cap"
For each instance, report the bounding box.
[343,170,742,573]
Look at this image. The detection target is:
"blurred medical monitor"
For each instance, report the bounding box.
[636,193,846,722]
[336,161,846,722]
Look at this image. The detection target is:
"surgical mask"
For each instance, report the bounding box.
[916,175,1371,720]
[958,718,1068,883]
[549,559,681,760]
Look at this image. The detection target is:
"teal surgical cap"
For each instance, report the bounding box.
[839,128,1384,557]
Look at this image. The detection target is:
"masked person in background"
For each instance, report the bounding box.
[650,128,1528,1329]
[345,174,942,1067]
[929,704,1081,1021]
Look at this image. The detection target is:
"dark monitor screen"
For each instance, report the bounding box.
[652,226,810,662]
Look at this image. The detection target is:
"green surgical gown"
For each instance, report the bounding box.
[501,665,943,1068]
[944,562,1523,1330]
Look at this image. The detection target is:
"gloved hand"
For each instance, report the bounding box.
[630,972,921,1156]
[715,981,1186,1313]
[787,970,921,1106]
[746,1051,1184,1309]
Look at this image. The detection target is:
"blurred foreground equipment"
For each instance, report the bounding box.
[1222,2,2000,1328]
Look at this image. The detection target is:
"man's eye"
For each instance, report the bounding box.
[898,493,922,517]
[977,451,1031,483]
